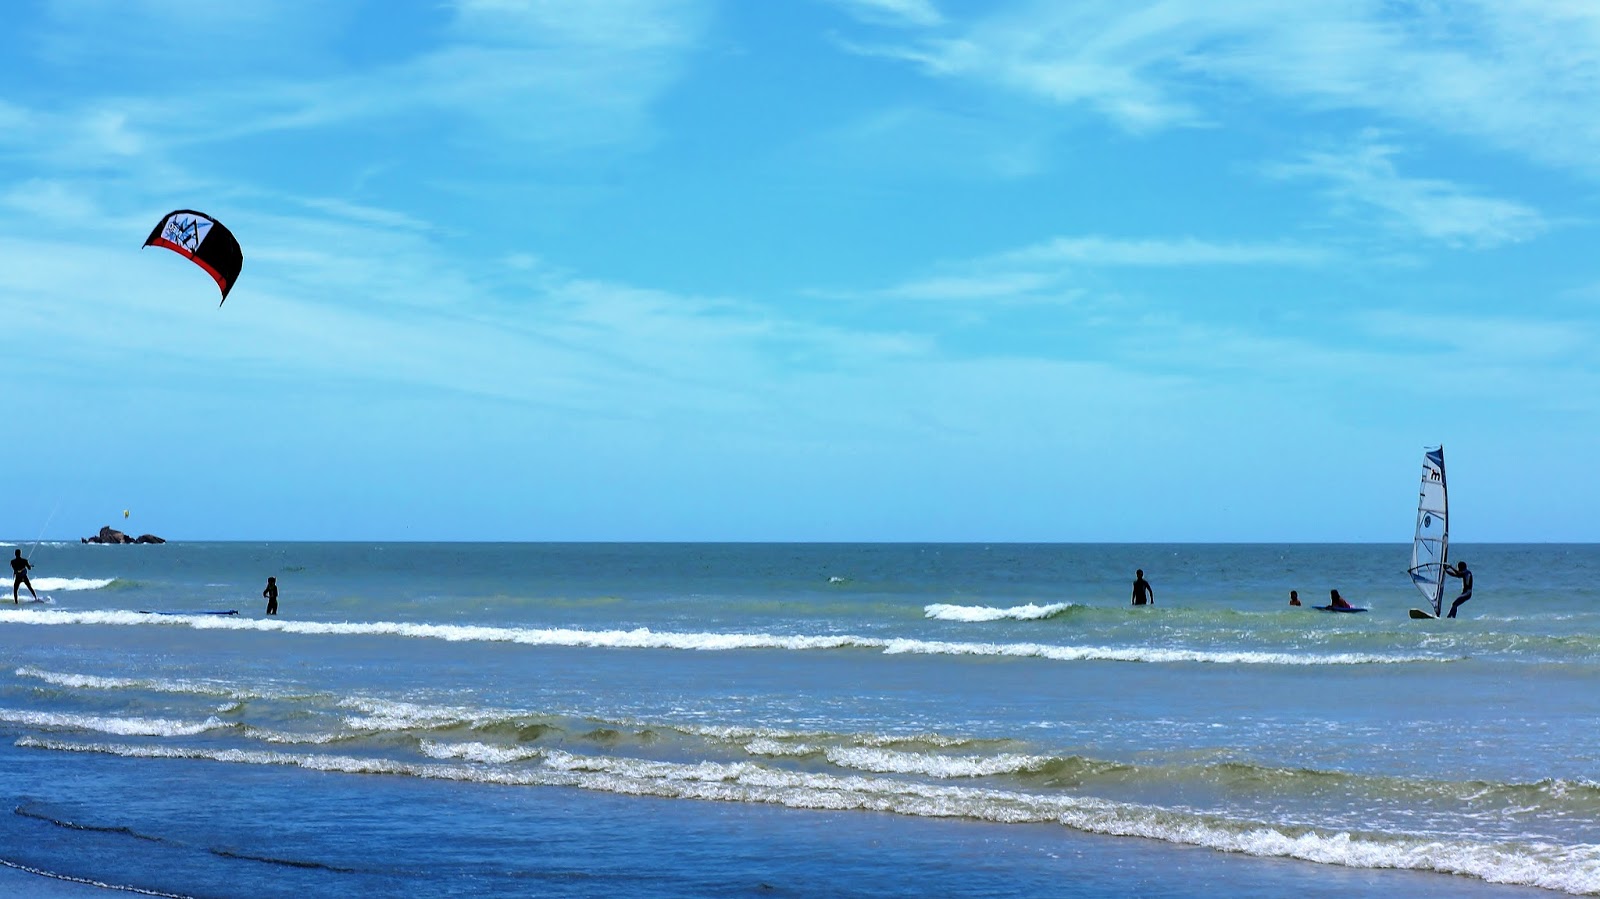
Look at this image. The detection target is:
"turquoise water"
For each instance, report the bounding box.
[0,542,1594,896]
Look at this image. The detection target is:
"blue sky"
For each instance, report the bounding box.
[3,0,1598,542]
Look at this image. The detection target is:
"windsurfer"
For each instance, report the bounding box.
[1131,570,1154,606]
[11,549,37,603]
[1444,561,1473,618]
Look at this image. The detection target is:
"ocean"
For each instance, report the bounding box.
[0,541,1595,897]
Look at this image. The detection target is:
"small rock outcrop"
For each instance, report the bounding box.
[82,526,165,544]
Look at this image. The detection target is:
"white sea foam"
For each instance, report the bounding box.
[0,610,1453,665]
[13,665,284,701]
[824,747,1053,778]
[17,737,1600,894]
[925,602,1076,622]
[743,738,823,758]
[420,740,545,764]
[0,708,229,737]
[27,577,115,591]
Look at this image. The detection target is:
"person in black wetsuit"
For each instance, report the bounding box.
[263,576,278,615]
[11,549,37,603]
[1444,560,1473,618]
[1131,570,1154,606]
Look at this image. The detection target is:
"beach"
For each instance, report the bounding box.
[0,541,1594,896]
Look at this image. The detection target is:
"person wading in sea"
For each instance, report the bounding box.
[1131,569,1154,606]
[263,576,279,616]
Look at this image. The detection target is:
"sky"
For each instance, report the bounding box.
[3,0,1599,542]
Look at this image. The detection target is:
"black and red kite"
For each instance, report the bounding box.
[143,209,244,304]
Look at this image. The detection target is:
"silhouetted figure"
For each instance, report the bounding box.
[1131,569,1154,606]
[11,549,37,604]
[263,576,278,616]
[1289,590,1301,606]
[1444,560,1473,618]
[1328,589,1352,609]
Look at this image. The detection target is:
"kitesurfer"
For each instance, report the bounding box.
[263,576,278,616]
[1328,589,1352,609]
[1131,569,1154,606]
[1444,560,1473,618]
[11,549,37,603]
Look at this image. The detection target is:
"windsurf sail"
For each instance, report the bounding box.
[1408,446,1448,616]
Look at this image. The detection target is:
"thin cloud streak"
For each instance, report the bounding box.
[843,1,1600,177]
[1266,140,1549,248]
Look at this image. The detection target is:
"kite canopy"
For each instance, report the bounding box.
[143,210,244,302]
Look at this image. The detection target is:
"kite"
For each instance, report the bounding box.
[143,210,244,303]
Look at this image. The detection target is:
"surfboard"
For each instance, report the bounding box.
[138,610,239,616]
[1315,605,1367,613]
[1409,608,1437,619]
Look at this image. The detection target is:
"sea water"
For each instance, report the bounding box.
[0,542,1594,897]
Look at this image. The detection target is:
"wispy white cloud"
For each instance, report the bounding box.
[824,0,944,28]
[1266,138,1549,248]
[796,105,1049,180]
[7,0,711,173]
[1357,309,1587,361]
[865,272,1062,302]
[996,235,1332,267]
[842,1,1600,176]
[35,0,356,64]
[837,234,1331,304]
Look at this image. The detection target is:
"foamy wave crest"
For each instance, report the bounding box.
[743,738,819,758]
[878,638,1438,666]
[18,737,1600,894]
[824,746,1054,778]
[420,740,545,764]
[925,602,1076,622]
[29,577,116,591]
[0,708,228,737]
[0,610,1452,666]
[13,665,285,700]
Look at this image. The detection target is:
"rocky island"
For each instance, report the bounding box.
[81,526,165,544]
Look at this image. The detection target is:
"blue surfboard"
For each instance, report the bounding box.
[1314,605,1367,613]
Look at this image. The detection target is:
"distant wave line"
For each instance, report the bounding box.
[0,610,1454,666]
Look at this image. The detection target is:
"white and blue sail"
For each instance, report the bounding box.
[1409,446,1449,616]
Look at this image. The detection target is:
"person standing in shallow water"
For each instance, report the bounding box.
[1289,590,1301,606]
[11,549,37,603]
[263,576,278,615]
[1131,569,1154,606]
[1444,560,1473,618]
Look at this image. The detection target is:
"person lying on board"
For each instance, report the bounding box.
[1328,589,1353,610]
